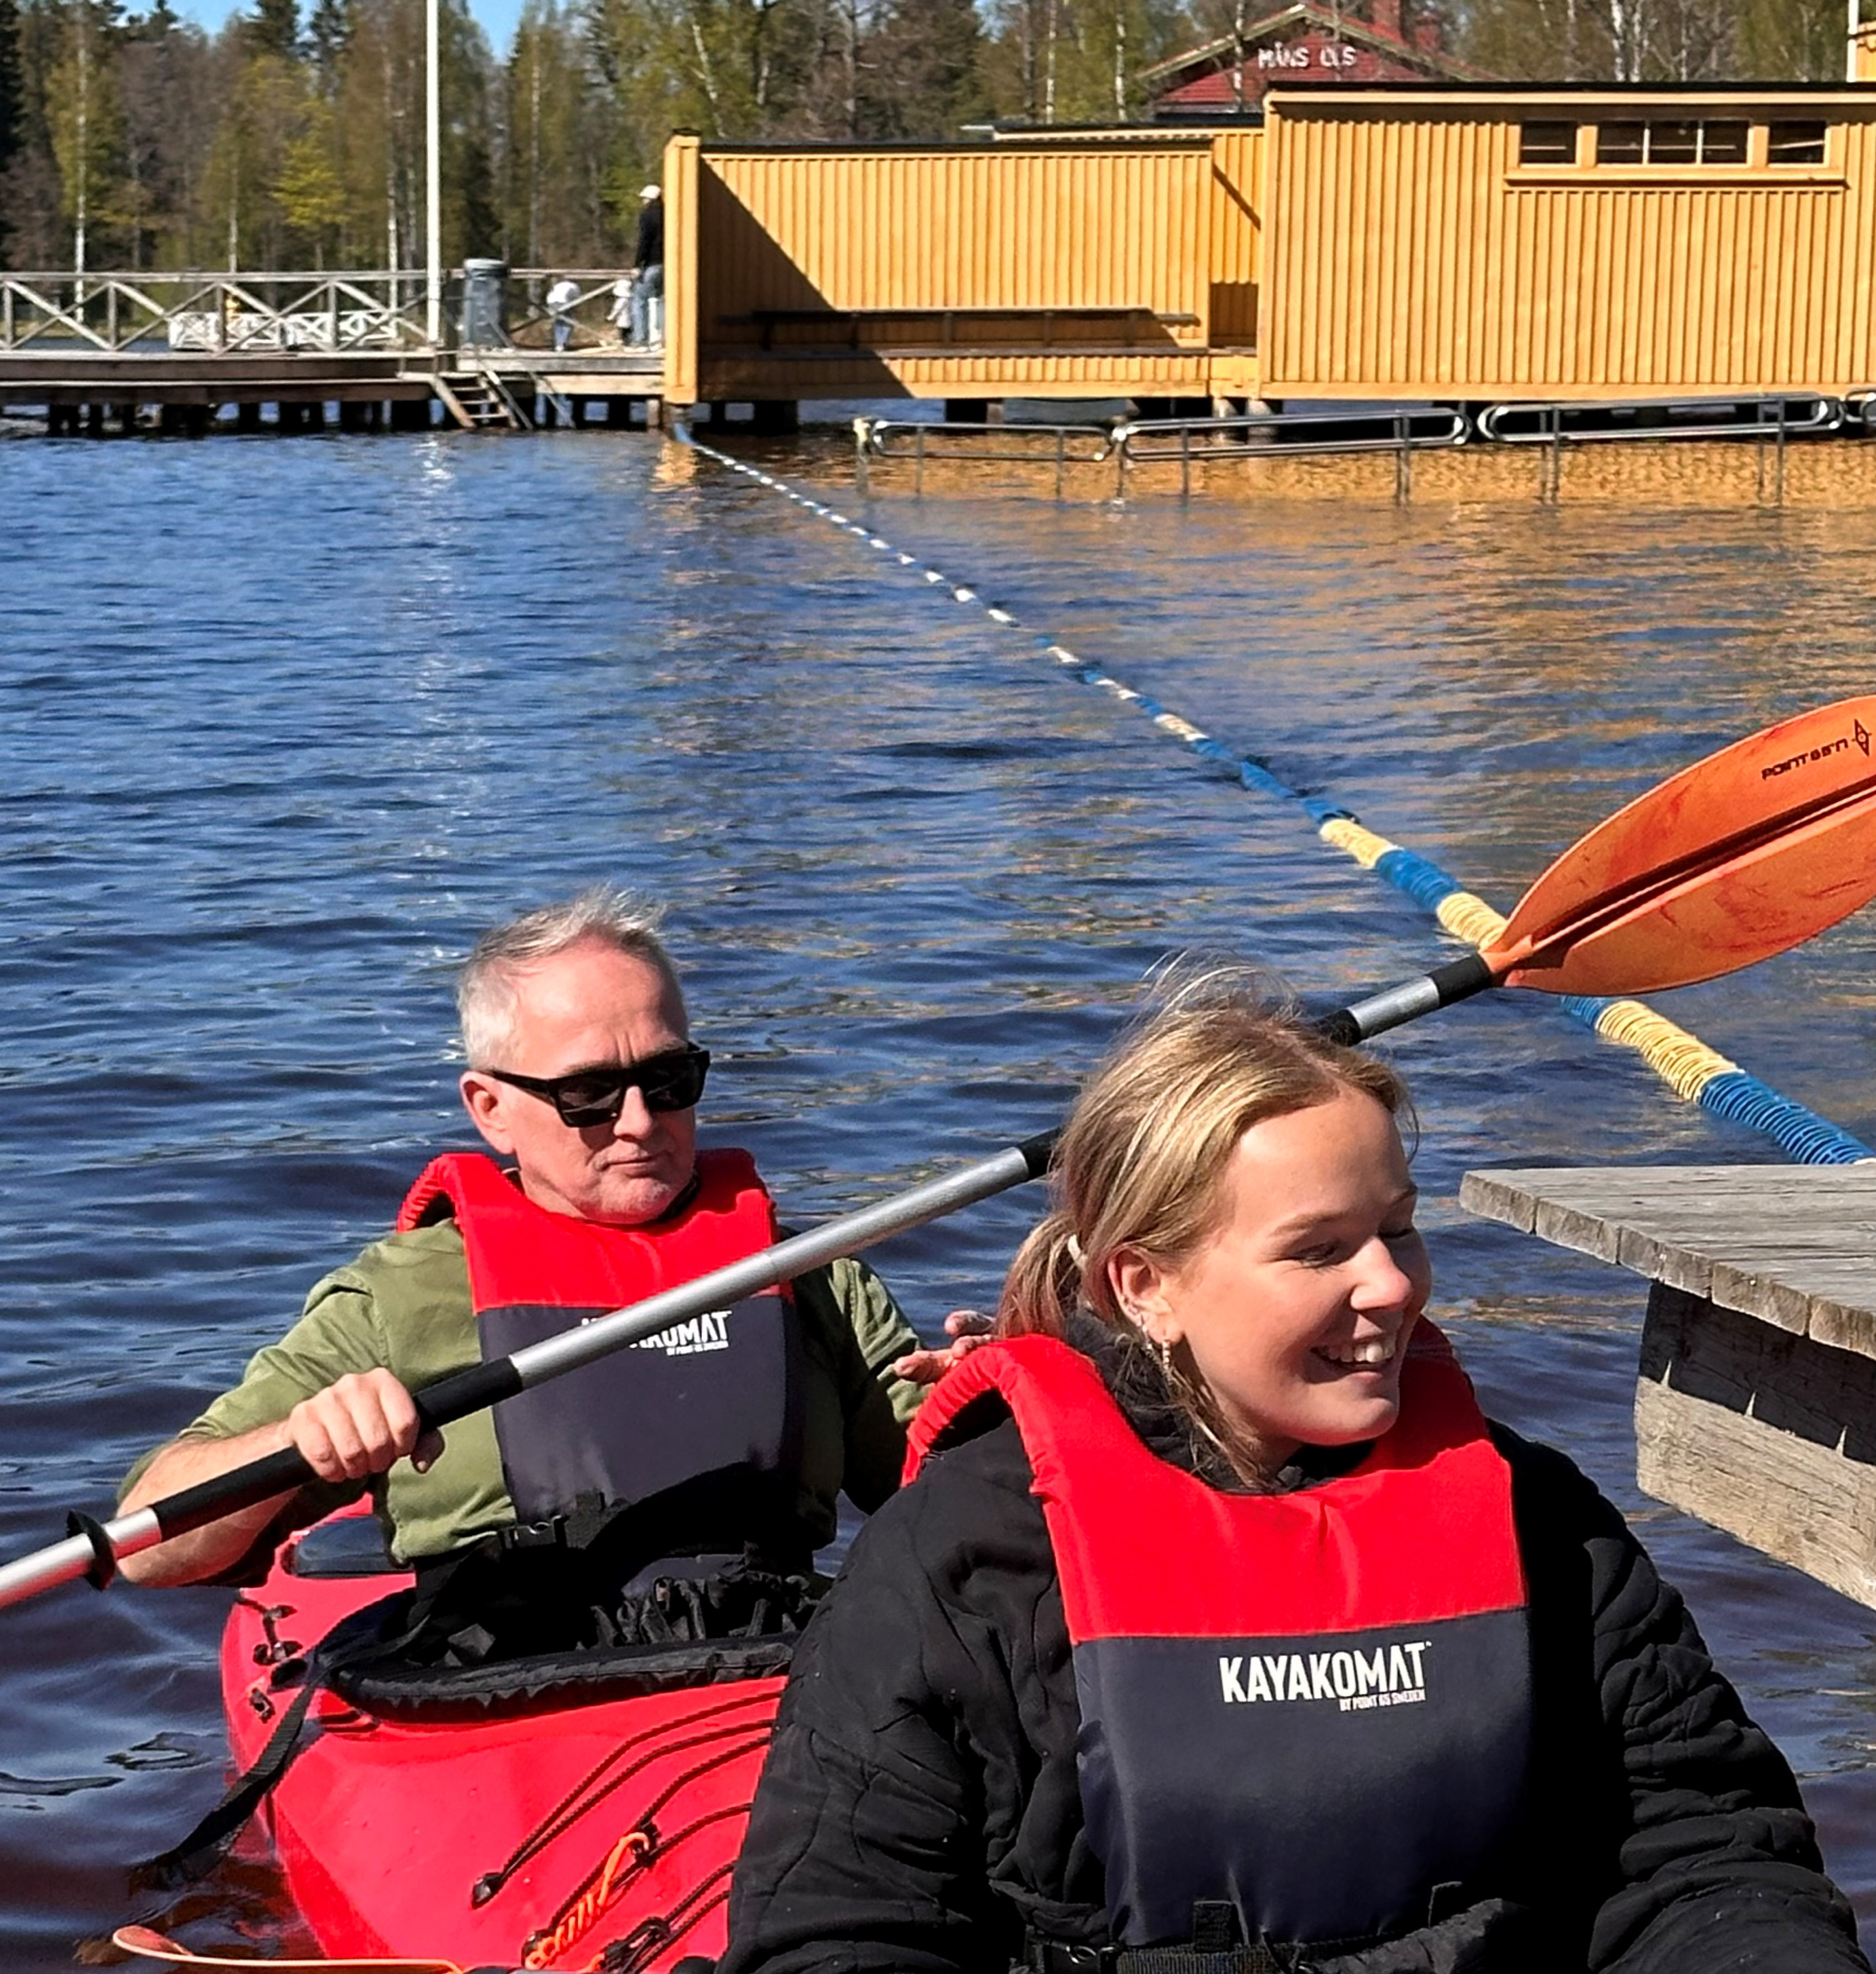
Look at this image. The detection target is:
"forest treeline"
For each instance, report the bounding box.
[0,0,1857,272]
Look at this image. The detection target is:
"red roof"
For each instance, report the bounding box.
[1142,1,1485,109]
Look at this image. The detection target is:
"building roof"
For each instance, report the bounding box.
[1139,2,1485,94]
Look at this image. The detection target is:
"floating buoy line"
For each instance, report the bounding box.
[677,426,1872,1166]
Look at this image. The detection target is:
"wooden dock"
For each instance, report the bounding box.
[1462,1165,1876,1610]
[0,270,665,433]
[0,348,665,433]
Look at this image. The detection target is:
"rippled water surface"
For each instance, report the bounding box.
[3,427,1875,1966]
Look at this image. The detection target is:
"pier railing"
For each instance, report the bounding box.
[853,406,1470,500]
[0,268,634,357]
[0,271,437,353]
[1114,406,1468,498]
[855,417,1116,497]
[1474,395,1843,444]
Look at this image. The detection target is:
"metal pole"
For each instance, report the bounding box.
[425,0,442,349]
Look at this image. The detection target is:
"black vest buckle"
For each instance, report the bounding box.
[493,1490,616,1555]
[494,1515,573,1552]
[1024,1937,1119,1974]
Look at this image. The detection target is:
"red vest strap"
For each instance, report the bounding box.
[905,1327,1525,1639]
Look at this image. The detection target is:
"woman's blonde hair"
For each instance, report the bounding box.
[1000,969,1409,1342]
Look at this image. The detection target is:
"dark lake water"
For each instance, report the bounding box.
[2,425,1874,1967]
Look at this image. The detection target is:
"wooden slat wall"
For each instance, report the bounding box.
[697,142,1214,343]
[1207,127,1263,349]
[664,136,701,404]
[1262,100,1876,399]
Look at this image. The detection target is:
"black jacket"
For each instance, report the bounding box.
[721,1321,1869,1974]
[636,198,664,269]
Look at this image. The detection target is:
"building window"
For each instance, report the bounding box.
[1596,119,1751,165]
[1768,121,1827,165]
[1519,121,1578,165]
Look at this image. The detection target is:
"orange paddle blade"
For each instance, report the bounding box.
[1484,696,1876,996]
[110,1927,466,1974]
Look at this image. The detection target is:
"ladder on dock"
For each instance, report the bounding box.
[433,366,534,431]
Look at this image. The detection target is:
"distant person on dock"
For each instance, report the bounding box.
[117,889,984,1655]
[631,185,664,348]
[721,976,1871,1974]
[545,274,581,352]
[608,273,633,345]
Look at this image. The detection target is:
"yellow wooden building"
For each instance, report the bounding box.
[1260,83,1876,402]
[662,81,1876,410]
[663,128,1264,407]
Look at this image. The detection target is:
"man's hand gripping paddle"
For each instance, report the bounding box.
[6,696,1876,1617]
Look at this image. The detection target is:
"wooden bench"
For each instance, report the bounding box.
[718,307,1202,351]
[1460,1165,1876,1610]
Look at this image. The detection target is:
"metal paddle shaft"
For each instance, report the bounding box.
[0,1129,1060,1615]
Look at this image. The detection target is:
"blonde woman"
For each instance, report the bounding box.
[719,985,1868,1974]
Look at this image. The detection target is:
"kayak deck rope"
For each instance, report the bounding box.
[524,1828,652,1971]
[599,1859,740,1974]
[674,424,1873,1167]
[472,1686,781,1905]
[519,1743,769,1969]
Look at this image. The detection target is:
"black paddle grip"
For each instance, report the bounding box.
[1428,950,1496,1007]
[144,1363,523,1543]
[412,1359,526,1433]
[1017,1127,1062,1179]
[152,1444,317,1539]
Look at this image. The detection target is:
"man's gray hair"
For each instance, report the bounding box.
[457,887,682,1067]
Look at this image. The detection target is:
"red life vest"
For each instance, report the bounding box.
[905,1327,1532,1951]
[398,1148,802,1543]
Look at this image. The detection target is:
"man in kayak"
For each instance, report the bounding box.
[117,889,968,1648]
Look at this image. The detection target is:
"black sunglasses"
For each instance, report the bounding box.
[482,1045,711,1127]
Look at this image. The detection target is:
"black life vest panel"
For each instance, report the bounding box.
[905,1328,1533,1952]
[398,1148,802,1544]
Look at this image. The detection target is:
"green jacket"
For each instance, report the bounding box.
[123,1220,922,1567]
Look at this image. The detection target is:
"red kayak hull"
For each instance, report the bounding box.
[221,1515,780,1971]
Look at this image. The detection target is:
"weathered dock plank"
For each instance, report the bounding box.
[1460,1165,1876,1609]
[1458,1166,1876,1349]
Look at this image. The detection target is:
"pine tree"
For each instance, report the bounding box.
[305,0,351,85]
[0,0,23,184]
[247,0,298,60]
[857,0,983,135]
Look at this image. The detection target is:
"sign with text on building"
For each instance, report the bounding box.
[1258,41,1358,69]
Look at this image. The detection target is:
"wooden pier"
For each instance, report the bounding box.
[0,269,663,433]
[1462,1165,1876,1610]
